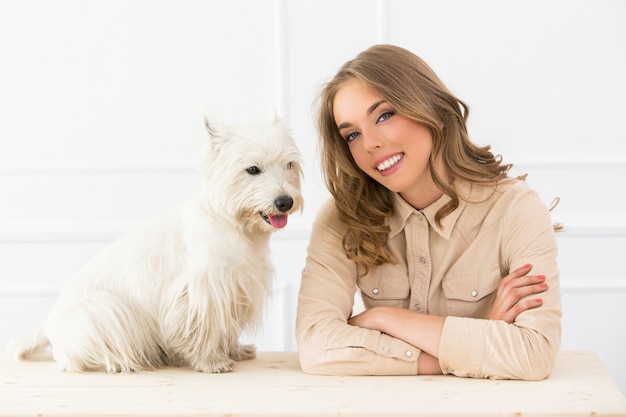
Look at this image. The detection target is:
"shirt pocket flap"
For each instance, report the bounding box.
[359,270,410,300]
[442,265,501,302]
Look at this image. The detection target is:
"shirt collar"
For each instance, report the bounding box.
[388,180,470,240]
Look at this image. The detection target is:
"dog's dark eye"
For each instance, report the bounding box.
[246,166,262,175]
[286,162,292,170]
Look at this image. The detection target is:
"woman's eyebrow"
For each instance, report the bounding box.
[367,99,387,115]
[337,100,387,131]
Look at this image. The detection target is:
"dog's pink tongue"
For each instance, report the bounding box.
[269,214,288,229]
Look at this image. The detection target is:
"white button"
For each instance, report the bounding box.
[413,304,421,311]
[417,214,424,221]
[383,347,390,353]
[471,290,478,297]
[419,257,426,264]
[405,351,413,358]
[372,288,380,295]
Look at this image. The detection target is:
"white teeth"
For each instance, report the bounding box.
[377,154,403,171]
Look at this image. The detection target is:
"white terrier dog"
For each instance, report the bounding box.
[8,114,303,373]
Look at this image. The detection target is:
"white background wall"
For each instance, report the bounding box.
[1,0,625,394]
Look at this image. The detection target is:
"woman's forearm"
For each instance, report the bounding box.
[348,306,445,359]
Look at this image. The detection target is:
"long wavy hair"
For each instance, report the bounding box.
[317,44,513,276]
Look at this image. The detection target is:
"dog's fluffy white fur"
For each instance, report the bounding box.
[8,115,303,373]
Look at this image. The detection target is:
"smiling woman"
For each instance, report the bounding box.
[333,79,440,209]
[295,44,561,380]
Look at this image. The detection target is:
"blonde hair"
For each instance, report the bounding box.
[317,44,512,276]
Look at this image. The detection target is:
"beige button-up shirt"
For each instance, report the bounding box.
[296,178,561,380]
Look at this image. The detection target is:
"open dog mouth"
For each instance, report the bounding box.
[260,213,289,229]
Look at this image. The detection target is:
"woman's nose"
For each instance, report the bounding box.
[362,129,383,151]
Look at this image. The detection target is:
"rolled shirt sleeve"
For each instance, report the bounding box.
[296,200,419,375]
[439,181,561,380]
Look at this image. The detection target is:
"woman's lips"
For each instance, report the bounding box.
[376,153,404,172]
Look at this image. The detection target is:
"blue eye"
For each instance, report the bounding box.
[345,131,360,143]
[377,111,394,122]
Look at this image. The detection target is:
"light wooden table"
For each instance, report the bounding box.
[1,351,625,416]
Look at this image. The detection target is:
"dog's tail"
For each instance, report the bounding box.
[7,328,50,360]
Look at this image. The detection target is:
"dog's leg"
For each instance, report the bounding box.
[46,290,166,372]
[230,343,256,362]
[160,282,245,373]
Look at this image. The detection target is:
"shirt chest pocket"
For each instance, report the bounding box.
[358,268,410,309]
[442,265,501,318]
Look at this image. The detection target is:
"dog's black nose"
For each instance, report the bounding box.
[274,195,294,213]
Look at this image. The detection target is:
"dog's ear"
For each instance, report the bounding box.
[204,115,219,138]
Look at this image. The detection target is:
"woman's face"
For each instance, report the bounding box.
[333,79,440,208]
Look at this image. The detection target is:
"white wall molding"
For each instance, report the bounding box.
[375,0,390,43]
[0,278,299,299]
[0,160,199,176]
[560,279,626,294]
[0,286,62,298]
[513,159,626,170]
[1,220,625,244]
[0,218,314,244]
[0,220,147,243]
[556,227,626,238]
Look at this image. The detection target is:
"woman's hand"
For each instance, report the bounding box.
[348,307,383,330]
[488,264,548,323]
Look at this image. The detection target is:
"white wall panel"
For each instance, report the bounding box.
[557,233,626,285]
[0,0,279,166]
[516,162,626,228]
[385,0,626,162]
[0,169,200,223]
[0,297,57,347]
[561,291,626,398]
[0,240,108,293]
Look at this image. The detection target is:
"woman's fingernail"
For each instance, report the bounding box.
[522,264,531,269]
[539,283,548,289]
[538,275,546,281]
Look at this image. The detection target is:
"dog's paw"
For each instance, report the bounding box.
[194,357,234,373]
[231,344,256,361]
